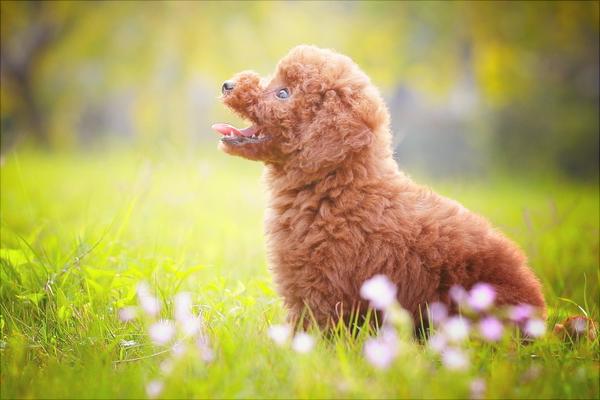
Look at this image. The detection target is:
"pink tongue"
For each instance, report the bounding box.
[212,123,242,136]
[211,123,257,137]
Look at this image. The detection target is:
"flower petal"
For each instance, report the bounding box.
[360,275,398,310]
[468,283,496,311]
[291,332,315,354]
[479,316,504,342]
[149,320,175,345]
[268,324,292,346]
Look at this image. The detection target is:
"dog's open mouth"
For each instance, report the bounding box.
[211,123,269,145]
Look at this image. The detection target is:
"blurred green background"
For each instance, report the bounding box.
[1,1,598,179]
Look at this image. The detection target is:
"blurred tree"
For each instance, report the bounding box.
[468,2,599,179]
[350,1,599,179]
[0,1,79,148]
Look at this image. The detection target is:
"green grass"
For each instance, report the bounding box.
[1,147,598,399]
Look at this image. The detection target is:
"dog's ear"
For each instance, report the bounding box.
[296,89,373,175]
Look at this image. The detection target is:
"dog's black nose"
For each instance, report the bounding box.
[222,80,235,94]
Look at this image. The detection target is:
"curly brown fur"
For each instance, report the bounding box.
[213,45,546,329]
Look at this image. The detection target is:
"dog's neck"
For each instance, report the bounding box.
[264,149,403,199]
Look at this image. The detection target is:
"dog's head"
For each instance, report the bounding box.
[213,45,390,174]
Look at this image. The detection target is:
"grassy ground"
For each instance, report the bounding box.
[1,147,598,399]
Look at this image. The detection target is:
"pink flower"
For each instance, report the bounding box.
[441,347,469,371]
[524,318,546,338]
[267,324,292,346]
[468,283,496,311]
[449,285,468,306]
[364,329,399,369]
[428,302,448,326]
[479,316,504,342]
[360,275,398,310]
[149,320,175,345]
[509,304,534,323]
[470,378,486,399]
[291,332,315,354]
[380,326,398,344]
[199,346,215,363]
[427,333,447,354]
[443,316,470,342]
[118,306,138,322]
[571,317,587,333]
[145,380,164,399]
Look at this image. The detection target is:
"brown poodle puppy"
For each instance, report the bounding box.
[213,45,546,329]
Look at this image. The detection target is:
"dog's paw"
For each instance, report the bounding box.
[553,315,597,341]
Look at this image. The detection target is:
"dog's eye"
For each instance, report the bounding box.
[276,88,290,99]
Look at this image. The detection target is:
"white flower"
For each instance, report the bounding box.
[199,345,215,363]
[360,274,398,310]
[380,326,398,344]
[149,320,175,345]
[441,347,469,371]
[136,282,161,316]
[140,295,161,316]
[145,380,164,399]
[137,282,151,297]
[118,306,137,322]
[171,342,186,358]
[174,292,193,322]
[364,328,399,369]
[468,283,496,311]
[197,335,215,363]
[291,332,315,354]
[267,324,292,346]
[179,316,202,337]
[524,318,546,338]
[443,316,470,342]
[364,339,396,369]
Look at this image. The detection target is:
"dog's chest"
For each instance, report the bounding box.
[264,188,375,276]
